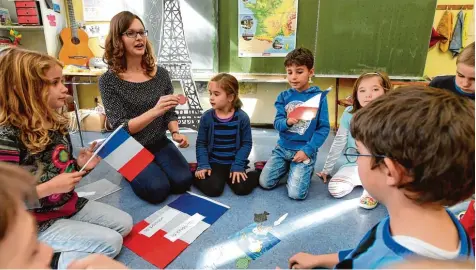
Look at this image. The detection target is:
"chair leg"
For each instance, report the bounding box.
[73,101,84,147]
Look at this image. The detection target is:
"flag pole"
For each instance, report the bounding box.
[79,124,124,172]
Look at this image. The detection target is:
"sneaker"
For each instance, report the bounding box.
[359,193,378,209]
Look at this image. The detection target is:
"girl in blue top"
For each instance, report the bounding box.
[317,72,392,209]
[195,73,259,197]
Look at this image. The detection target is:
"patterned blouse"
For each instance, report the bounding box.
[0,125,87,232]
[98,67,178,152]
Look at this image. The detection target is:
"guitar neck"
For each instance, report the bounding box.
[66,0,78,37]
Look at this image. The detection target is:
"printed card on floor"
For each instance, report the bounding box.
[229,223,281,260]
[75,178,121,201]
[124,192,230,268]
[81,124,154,181]
[288,90,330,120]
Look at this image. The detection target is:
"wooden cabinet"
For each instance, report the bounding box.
[15,1,41,25]
[0,0,67,56]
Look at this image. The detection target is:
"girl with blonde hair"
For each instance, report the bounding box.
[0,48,132,269]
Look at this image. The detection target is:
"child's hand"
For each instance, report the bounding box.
[46,171,87,195]
[195,169,211,179]
[316,172,329,183]
[288,252,319,269]
[230,171,247,184]
[172,133,189,148]
[292,151,309,163]
[76,141,101,171]
[287,118,299,126]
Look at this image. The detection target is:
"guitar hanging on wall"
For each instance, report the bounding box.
[58,0,94,67]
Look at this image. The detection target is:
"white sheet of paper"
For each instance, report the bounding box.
[77,191,96,197]
[164,213,205,242]
[139,208,181,238]
[75,179,121,201]
[82,0,124,21]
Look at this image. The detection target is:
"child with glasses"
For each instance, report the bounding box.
[287,86,474,269]
[317,72,392,209]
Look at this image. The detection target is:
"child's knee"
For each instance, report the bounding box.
[118,212,133,237]
[287,187,308,200]
[287,172,311,200]
[200,185,224,197]
[259,170,275,189]
[99,230,124,258]
[328,179,354,198]
[231,183,254,196]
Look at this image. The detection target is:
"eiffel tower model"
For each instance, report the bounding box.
[156,0,203,130]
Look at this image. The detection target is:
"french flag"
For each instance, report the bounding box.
[288,89,330,121]
[124,192,230,268]
[93,125,154,181]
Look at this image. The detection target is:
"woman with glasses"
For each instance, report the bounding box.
[316,72,392,209]
[99,11,193,204]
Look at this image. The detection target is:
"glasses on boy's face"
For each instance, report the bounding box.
[343,147,386,163]
[122,30,148,38]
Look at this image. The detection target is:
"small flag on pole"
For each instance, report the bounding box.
[80,125,154,181]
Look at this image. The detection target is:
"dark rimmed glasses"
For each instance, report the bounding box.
[122,30,148,38]
[343,147,386,163]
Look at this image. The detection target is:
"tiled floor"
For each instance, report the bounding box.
[71,129,390,269]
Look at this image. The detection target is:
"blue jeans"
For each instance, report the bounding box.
[259,145,316,200]
[38,201,133,269]
[130,140,193,204]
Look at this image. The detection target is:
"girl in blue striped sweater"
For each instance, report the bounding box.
[195,73,259,197]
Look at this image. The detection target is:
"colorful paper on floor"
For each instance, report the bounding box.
[229,223,281,260]
[124,192,230,268]
[82,124,154,181]
[288,90,330,120]
[75,178,121,201]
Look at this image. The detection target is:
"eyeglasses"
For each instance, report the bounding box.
[343,147,386,163]
[122,30,148,38]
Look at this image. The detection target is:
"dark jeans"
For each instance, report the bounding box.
[129,140,193,204]
[194,163,259,197]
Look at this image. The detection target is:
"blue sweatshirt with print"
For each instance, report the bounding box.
[274,86,330,158]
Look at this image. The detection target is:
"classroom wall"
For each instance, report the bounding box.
[195,78,338,125]
[75,0,474,128]
[424,0,475,77]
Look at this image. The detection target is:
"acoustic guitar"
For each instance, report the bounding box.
[58,0,93,67]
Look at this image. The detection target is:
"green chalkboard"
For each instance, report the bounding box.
[315,0,437,77]
[218,0,319,74]
[218,0,436,78]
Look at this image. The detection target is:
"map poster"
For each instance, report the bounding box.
[238,0,298,57]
